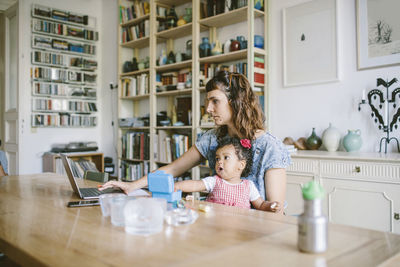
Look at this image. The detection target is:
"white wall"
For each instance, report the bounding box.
[269,0,400,152]
[18,0,118,174]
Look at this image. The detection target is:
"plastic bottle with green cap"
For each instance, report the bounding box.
[298,181,328,253]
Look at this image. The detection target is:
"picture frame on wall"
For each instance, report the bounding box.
[356,0,400,70]
[282,0,338,87]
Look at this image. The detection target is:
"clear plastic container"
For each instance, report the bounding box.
[124,198,166,236]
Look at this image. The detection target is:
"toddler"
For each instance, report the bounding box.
[175,136,281,212]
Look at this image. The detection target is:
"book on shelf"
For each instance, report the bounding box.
[121,132,150,160]
[120,160,149,181]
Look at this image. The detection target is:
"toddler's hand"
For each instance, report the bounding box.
[266,201,281,213]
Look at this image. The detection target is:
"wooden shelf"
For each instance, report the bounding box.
[120,15,149,27]
[155,60,192,72]
[155,126,192,130]
[254,48,266,56]
[156,88,192,96]
[120,36,149,49]
[254,82,265,87]
[120,69,149,77]
[120,94,150,101]
[157,23,192,40]
[156,0,192,6]
[199,49,247,64]
[199,7,264,28]
[119,126,150,130]
[43,152,104,173]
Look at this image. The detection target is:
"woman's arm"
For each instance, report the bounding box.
[264,168,286,214]
[100,146,205,194]
[175,180,206,192]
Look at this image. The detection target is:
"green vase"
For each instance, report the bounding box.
[306,128,322,150]
[343,129,362,152]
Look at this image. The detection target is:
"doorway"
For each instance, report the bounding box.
[0,3,19,175]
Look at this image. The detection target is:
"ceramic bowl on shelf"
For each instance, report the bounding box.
[159,120,171,126]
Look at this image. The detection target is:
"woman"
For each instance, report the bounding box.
[100,71,291,212]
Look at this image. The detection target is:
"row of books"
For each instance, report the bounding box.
[120,161,150,181]
[120,20,149,43]
[33,82,96,98]
[119,2,150,24]
[33,98,97,113]
[32,66,97,84]
[65,158,98,179]
[32,19,98,41]
[121,132,150,161]
[121,73,149,97]
[32,113,97,127]
[33,35,96,55]
[154,131,190,163]
[33,50,98,70]
[33,6,90,26]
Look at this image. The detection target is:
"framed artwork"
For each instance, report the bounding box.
[357,0,400,69]
[283,0,338,87]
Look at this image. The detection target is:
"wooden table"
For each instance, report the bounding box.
[1,174,400,267]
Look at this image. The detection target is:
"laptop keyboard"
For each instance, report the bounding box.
[80,187,102,197]
[80,187,124,197]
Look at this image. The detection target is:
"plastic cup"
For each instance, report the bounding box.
[110,195,129,226]
[99,193,125,217]
[124,198,166,236]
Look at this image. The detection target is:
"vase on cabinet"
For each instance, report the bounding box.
[343,130,362,152]
[306,128,322,150]
[322,123,341,152]
[224,39,231,54]
[159,49,167,66]
[183,8,192,23]
[199,37,211,58]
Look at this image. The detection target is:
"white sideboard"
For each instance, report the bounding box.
[286,151,400,234]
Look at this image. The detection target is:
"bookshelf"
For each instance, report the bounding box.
[30,4,99,127]
[43,152,104,175]
[117,0,268,183]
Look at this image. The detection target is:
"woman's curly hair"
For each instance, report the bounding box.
[206,70,265,140]
[216,136,253,177]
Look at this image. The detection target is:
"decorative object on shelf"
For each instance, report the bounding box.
[306,128,322,150]
[167,51,176,64]
[224,39,231,53]
[199,37,211,58]
[175,52,183,62]
[184,8,192,23]
[283,0,338,87]
[166,6,178,29]
[254,35,264,49]
[132,57,138,71]
[343,130,362,152]
[230,39,241,52]
[356,0,400,69]
[185,72,192,88]
[211,40,222,55]
[237,36,247,49]
[216,0,225,15]
[177,16,186,27]
[123,61,134,73]
[144,56,149,69]
[358,78,400,153]
[138,59,145,70]
[159,49,167,66]
[185,40,192,60]
[322,123,341,152]
[206,0,215,17]
[254,0,264,10]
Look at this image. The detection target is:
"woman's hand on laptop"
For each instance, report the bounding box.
[98,181,132,194]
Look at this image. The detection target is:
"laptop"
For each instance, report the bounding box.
[60,153,123,199]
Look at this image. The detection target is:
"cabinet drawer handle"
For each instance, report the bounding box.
[354,166,361,173]
[395,213,400,221]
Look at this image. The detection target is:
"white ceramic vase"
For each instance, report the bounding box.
[322,123,341,152]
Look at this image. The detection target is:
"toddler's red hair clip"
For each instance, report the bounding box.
[240,139,251,149]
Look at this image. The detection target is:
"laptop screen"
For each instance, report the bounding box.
[60,154,83,198]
